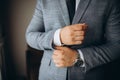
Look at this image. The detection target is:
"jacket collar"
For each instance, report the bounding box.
[72,0,92,24]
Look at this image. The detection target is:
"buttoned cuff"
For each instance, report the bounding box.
[53,29,62,46]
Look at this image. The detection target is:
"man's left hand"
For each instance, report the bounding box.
[52,46,78,67]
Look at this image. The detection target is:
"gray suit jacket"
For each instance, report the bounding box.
[26,0,120,80]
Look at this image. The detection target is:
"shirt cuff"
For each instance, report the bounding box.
[53,29,62,46]
[78,50,85,67]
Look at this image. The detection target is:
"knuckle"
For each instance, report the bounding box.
[53,60,56,63]
[81,36,84,40]
[56,64,60,67]
[61,51,64,55]
[80,41,83,44]
[81,31,85,35]
[52,55,54,59]
[68,27,72,31]
[54,50,57,53]
[61,62,65,65]
[75,41,82,44]
[77,26,82,30]
[72,37,75,41]
[59,57,63,61]
[70,31,73,36]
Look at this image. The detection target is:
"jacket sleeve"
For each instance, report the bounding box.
[80,1,120,71]
[26,0,56,51]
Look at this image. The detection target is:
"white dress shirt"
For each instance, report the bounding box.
[53,0,85,67]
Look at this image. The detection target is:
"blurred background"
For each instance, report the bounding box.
[0,0,39,80]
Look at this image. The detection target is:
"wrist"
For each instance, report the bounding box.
[73,51,84,67]
[72,50,78,64]
[53,29,62,46]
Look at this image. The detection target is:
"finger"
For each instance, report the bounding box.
[72,24,87,31]
[53,50,63,55]
[74,41,83,44]
[52,54,58,61]
[82,23,88,30]
[53,58,65,67]
[55,61,73,67]
[53,59,59,64]
[53,57,64,63]
[53,51,65,60]
[74,36,84,41]
[74,31,85,36]
[53,54,64,61]
[55,63,64,67]
[78,24,87,30]
[72,24,83,31]
[55,62,65,68]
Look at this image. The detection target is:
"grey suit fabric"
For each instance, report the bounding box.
[26,0,120,80]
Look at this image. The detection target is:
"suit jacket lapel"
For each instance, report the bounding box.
[72,0,91,24]
[59,0,70,25]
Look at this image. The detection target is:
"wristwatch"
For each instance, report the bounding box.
[74,53,84,67]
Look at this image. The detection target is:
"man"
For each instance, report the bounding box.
[26,0,120,80]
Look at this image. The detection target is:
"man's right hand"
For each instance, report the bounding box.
[60,23,87,45]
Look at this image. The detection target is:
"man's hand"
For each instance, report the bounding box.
[60,23,87,45]
[52,46,78,67]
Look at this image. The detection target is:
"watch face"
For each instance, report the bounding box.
[75,59,83,66]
